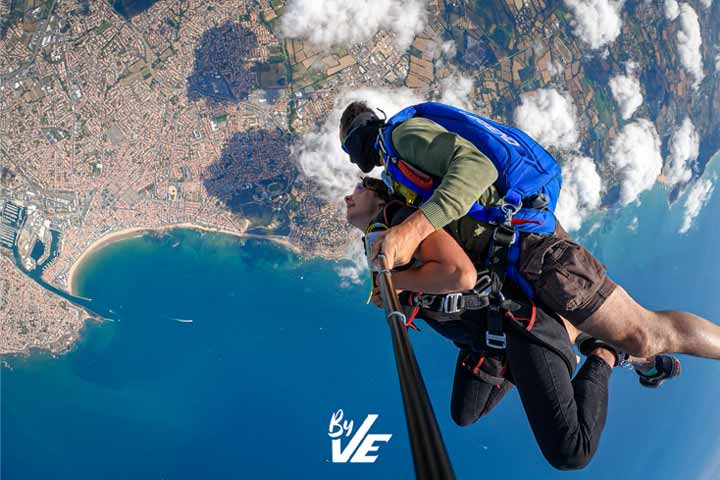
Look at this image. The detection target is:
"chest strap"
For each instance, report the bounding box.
[399,274,493,314]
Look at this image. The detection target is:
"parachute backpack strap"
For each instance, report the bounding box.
[375,126,398,164]
[484,223,517,350]
[374,107,415,166]
[375,127,403,199]
[484,193,524,350]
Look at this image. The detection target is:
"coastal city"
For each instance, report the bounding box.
[1,0,719,355]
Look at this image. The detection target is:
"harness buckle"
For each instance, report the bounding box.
[441,292,464,314]
[486,331,507,349]
[474,271,492,290]
[492,224,516,246]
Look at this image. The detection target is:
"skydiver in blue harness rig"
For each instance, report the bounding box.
[338,101,720,379]
[345,176,639,469]
[337,101,720,468]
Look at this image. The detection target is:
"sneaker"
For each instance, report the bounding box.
[574,333,629,367]
[636,355,681,388]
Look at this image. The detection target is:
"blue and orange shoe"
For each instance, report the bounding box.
[636,355,681,388]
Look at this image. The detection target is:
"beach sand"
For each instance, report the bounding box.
[67,223,301,295]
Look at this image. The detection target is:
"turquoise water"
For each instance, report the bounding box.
[2,161,720,479]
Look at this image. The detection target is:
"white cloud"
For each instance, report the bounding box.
[555,155,603,232]
[548,61,563,77]
[440,40,457,57]
[335,238,369,287]
[607,119,663,205]
[628,216,639,232]
[434,40,457,69]
[699,0,712,8]
[677,3,704,88]
[280,0,428,51]
[679,178,715,233]
[664,117,699,186]
[288,87,413,286]
[438,73,473,110]
[665,0,680,19]
[291,87,422,201]
[513,89,579,150]
[609,70,643,119]
[563,0,624,49]
[715,52,720,72]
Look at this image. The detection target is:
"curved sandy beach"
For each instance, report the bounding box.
[67,223,301,295]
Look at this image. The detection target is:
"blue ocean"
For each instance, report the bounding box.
[2,162,719,479]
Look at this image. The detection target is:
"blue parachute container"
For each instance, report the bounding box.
[376,102,563,235]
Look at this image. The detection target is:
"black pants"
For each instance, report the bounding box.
[450,322,612,471]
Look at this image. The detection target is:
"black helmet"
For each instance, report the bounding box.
[341,111,385,173]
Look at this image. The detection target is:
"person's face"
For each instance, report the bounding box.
[345,182,385,230]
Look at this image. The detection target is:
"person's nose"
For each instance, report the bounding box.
[344,195,352,205]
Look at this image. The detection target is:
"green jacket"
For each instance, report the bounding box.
[390,117,502,262]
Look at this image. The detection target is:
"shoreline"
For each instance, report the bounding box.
[66,222,302,296]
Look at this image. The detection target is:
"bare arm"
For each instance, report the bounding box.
[370,209,435,267]
[389,227,477,294]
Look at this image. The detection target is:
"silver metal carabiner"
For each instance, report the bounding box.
[500,201,521,226]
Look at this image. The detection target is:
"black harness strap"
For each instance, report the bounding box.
[484,224,516,350]
[399,274,493,314]
[402,291,491,313]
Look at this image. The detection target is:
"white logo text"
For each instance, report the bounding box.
[328,409,392,463]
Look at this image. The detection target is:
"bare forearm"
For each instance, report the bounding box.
[392,262,473,294]
[371,209,436,268]
[400,209,436,243]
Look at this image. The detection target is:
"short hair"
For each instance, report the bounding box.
[340,101,373,136]
[361,176,390,203]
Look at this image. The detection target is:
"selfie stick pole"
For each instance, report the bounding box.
[375,254,455,480]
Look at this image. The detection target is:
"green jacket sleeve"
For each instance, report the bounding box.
[391,117,499,230]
